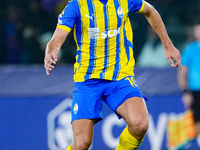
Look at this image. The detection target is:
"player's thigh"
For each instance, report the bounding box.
[72,119,95,145]
[116,97,149,129]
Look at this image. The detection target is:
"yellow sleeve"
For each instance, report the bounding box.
[57,24,72,33]
[137,1,145,13]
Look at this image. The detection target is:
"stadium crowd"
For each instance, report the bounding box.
[0,0,199,65]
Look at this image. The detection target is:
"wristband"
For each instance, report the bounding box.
[183,88,191,94]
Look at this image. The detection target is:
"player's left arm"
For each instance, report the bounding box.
[138,1,182,69]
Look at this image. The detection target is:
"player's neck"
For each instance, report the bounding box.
[99,0,108,5]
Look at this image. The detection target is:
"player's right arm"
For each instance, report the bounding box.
[44,28,69,75]
[44,0,77,75]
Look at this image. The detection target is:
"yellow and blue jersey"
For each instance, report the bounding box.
[57,0,145,82]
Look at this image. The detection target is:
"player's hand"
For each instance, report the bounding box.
[182,92,193,109]
[44,52,57,75]
[165,45,182,70]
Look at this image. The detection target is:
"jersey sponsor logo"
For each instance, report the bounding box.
[88,28,100,39]
[88,27,121,39]
[117,7,124,18]
[85,14,94,21]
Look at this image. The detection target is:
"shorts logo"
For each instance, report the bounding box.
[73,103,78,114]
[117,7,124,18]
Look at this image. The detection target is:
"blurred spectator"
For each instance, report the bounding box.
[178,21,200,140]
[5,5,23,64]
[21,25,44,64]
[0,0,199,65]
[0,24,5,64]
[24,0,55,34]
[41,0,63,12]
[38,31,64,63]
[20,0,56,64]
[136,27,170,68]
[0,1,6,64]
[55,0,68,16]
[39,32,53,51]
[0,22,5,64]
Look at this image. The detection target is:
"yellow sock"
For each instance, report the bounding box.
[66,145,71,150]
[116,126,144,150]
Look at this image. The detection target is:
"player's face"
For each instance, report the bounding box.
[193,24,200,41]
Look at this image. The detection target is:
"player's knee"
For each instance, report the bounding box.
[74,138,92,150]
[128,116,149,140]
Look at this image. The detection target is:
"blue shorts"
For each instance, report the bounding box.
[72,76,147,123]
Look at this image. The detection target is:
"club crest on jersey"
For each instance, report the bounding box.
[73,103,78,114]
[117,7,124,18]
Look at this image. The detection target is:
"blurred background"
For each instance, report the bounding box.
[0,0,200,150]
[0,0,200,65]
